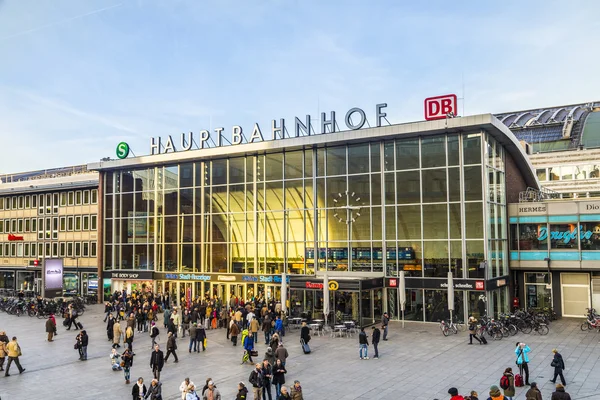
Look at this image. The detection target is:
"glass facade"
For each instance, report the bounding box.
[104,132,506,283]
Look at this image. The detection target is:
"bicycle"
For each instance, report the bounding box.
[439,320,450,336]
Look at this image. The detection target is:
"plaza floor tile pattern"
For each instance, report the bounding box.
[1,306,600,399]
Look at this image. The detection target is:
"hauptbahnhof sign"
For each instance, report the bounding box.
[149,104,389,155]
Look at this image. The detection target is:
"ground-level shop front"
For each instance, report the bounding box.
[514,270,593,318]
[0,266,97,297]
[384,276,509,322]
[289,276,385,326]
[103,271,286,307]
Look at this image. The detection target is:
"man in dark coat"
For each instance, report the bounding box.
[551,383,571,400]
[149,344,164,381]
[196,325,207,351]
[551,348,566,386]
[107,314,115,342]
[371,326,381,359]
[164,332,178,363]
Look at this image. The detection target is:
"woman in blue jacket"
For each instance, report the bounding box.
[243,329,255,363]
[515,342,531,385]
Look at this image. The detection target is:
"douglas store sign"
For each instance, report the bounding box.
[537,226,593,243]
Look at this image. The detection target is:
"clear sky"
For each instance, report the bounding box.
[0,0,598,173]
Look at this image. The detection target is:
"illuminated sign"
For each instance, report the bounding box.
[389,279,398,287]
[218,275,236,282]
[44,258,64,297]
[242,275,290,283]
[305,280,339,291]
[116,142,130,159]
[475,281,485,290]
[424,94,457,121]
[149,104,388,155]
[165,273,211,281]
[537,226,593,243]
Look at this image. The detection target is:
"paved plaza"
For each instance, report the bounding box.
[2,306,600,400]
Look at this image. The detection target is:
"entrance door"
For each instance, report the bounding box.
[561,273,590,317]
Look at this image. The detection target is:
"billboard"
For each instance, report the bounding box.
[44,258,64,298]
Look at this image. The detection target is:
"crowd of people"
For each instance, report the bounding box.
[0,288,577,399]
[443,344,570,400]
[69,289,306,399]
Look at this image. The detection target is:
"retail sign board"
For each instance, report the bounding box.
[424,94,457,121]
[44,258,63,298]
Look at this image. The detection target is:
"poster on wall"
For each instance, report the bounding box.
[44,258,64,298]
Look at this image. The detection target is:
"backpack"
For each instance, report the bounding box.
[500,375,510,390]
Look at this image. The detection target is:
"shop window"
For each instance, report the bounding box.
[580,222,600,250]
[547,224,578,250]
[519,223,547,250]
[425,290,464,322]
[525,272,552,310]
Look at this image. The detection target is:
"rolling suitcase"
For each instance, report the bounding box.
[300,338,311,354]
[77,322,83,329]
[514,373,524,387]
[479,335,487,344]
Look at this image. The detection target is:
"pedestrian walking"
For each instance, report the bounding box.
[180,378,195,400]
[136,309,146,333]
[500,367,515,400]
[202,380,221,400]
[300,322,310,345]
[0,333,6,372]
[290,381,303,400]
[103,301,113,322]
[447,387,463,400]
[49,313,58,337]
[197,324,207,351]
[189,323,198,352]
[201,377,216,397]
[145,379,163,400]
[515,342,531,385]
[358,327,369,360]
[525,382,542,400]
[237,382,249,400]
[464,390,479,400]
[150,344,164,381]
[165,331,179,363]
[269,333,280,354]
[381,312,389,340]
[114,320,123,349]
[272,358,286,398]
[550,348,566,386]
[275,342,288,367]
[182,309,191,338]
[132,377,147,400]
[243,329,255,363]
[150,321,160,349]
[262,359,273,400]
[262,316,272,344]
[249,363,264,400]
[551,384,570,400]
[122,347,134,384]
[107,313,116,342]
[265,347,276,367]
[468,317,482,345]
[126,326,135,351]
[487,385,503,400]
[4,336,25,376]
[76,330,88,361]
[231,319,240,346]
[46,315,56,342]
[163,308,172,328]
[250,317,260,344]
[277,386,291,400]
[371,326,381,359]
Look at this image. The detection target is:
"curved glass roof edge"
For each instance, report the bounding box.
[88,114,539,189]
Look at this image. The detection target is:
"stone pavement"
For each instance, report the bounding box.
[1,306,600,400]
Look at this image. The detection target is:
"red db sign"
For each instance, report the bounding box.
[424,94,457,121]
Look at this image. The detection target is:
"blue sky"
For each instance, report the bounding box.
[0,0,598,173]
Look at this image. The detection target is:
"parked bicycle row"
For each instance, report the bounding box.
[0,295,87,318]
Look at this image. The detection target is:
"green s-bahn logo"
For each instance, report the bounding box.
[116,142,130,159]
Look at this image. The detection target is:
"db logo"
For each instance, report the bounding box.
[475,281,484,290]
[424,94,457,121]
[389,279,397,287]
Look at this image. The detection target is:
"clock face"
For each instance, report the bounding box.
[332,191,363,223]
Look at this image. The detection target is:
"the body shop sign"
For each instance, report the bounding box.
[44,258,64,298]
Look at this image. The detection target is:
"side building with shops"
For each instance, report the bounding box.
[503,101,600,317]
[90,109,539,325]
[0,166,100,297]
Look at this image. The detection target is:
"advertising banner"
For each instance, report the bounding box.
[44,258,64,298]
